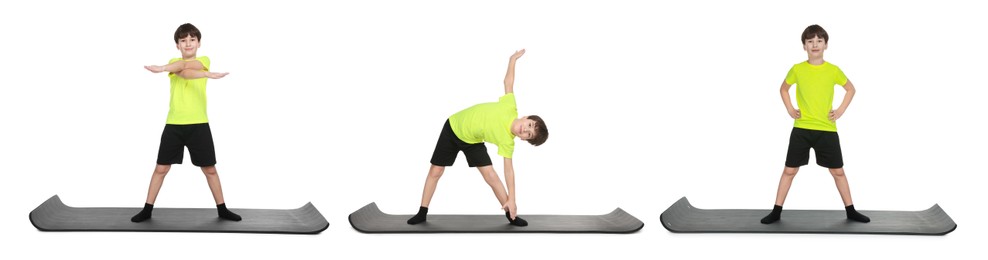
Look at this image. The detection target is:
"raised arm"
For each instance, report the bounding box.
[501,157,518,219]
[779,80,800,119]
[503,49,525,94]
[830,79,856,121]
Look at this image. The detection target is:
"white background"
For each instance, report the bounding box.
[1,0,984,258]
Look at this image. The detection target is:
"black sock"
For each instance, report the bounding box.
[131,203,154,222]
[407,206,428,225]
[760,205,783,224]
[505,211,528,227]
[845,205,870,223]
[217,203,242,221]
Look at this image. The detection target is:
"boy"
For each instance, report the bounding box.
[760,25,870,224]
[131,23,240,222]
[406,49,548,227]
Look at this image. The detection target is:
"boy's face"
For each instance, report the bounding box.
[803,36,827,59]
[176,35,200,58]
[513,117,538,140]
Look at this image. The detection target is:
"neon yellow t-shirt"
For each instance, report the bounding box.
[449,93,518,158]
[165,56,210,125]
[785,61,848,132]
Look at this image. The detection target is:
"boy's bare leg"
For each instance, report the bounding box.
[131,164,171,222]
[829,168,853,206]
[774,167,800,206]
[408,165,445,224]
[761,167,799,224]
[202,166,241,221]
[830,168,870,222]
[478,166,509,205]
[201,166,225,204]
[419,165,446,207]
[145,164,172,204]
[478,166,527,226]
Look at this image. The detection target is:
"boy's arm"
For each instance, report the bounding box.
[779,80,800,119]
[501,158,518,219]
[503,49,526,94]
[144,60,206,73]
[144,60,186,73]
[830,80,856,121]
[182,60,207,71]
[176,69,228,79]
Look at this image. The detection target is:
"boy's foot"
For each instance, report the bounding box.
[407,206,428,225]
[130,203,154,222]
[217,203,242,221]
[760,205,783,224]
[505,211,528,227]
[845,205,871,223]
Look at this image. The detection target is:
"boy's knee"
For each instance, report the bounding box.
[829,168,845,177]
[201,166,218,176]
[782,167,799,177]
[428,165,445,179]
[153,165,171,175]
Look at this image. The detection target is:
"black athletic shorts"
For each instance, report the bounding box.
[156,123,216,167]
[430,119,493,167]
[785,127,843,168]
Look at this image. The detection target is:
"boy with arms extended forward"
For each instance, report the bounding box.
[131,23,240,222]
[407,49,548,226]
[761,25,870,224]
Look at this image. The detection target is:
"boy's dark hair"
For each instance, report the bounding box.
[174,23,202,43]
[525,115,549,146]
[801,24,828,44]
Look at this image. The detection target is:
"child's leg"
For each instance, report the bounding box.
[774,167,800,206]
[829,168,853,206]
[132,164,171,222]
[408,165,445,224]
[202,166,241,221]
[201,166,225,205]
[418,165,446,207]
[763,128,812,224]
[830,167,869,222]
[478,166,527,226]
[477,166,508,205]
[761,166,798,224]
[145,164,172,204]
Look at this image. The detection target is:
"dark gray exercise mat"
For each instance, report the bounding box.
[348,202,643,233]
[660,197,956,235]
[30,195,329,234]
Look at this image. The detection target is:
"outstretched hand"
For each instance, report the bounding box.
[502,200,518,220]
[144,65,165,73]
[206,71,229,79]
[510,49,526,60]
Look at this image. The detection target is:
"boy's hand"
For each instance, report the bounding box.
[788,109,801,119]
[144,65,165,73]
[510,49,526,60]
[502,200,518,220]
[829,109,844,121]
[205,71,229,79]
